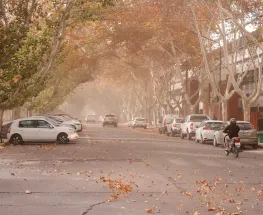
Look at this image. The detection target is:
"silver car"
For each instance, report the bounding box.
[213,121,258,149]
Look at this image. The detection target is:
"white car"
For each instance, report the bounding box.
[166,118,185,136]
[7,117,78,145]
[181,114,210,140]
[51,115,82,132]
[132,117,147,129]
[195,120,223,144]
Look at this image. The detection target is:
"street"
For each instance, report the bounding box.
[1,124,263,215]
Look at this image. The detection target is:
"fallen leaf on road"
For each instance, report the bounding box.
[250,186,255,191]
[177,203,183,211]
[208,207,216,211]
[10,172,15,176]
[194,211,200,215]
[25,190,32,194]
[145,209,153,213]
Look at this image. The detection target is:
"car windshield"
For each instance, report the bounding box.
[46,117,60,126]
[135,118,146,121]
[175,119,184,123]
[190,115,209,122]
[205,122,222,129]
[105,115,115,117]
[50,116,64,122]
[237,123,253,130]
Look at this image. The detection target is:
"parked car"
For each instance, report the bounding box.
[128,120,133,127]
[7,117,78,145]
[166,118,185,136]
[32,116,77,131]
[49,115,82,132]
[86,114,96,123]
[103,114,118,127]
[132,117,147,129]
[159,114,177,134]
[181,114,210,140]
[213,121,258,149]
[0,121,13,140]
[195,120,223,144]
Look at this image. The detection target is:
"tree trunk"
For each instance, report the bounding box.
[0,109,4,143]
[12,107,21,120]
[242,100,251,121]
[222,100,228,122]
[27,108,33,117]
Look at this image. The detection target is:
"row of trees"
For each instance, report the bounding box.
[0,0,114,124]
[1,0,263,124]
[89,0,263,123]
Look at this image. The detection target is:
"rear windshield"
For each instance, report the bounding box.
[190,115,209,122]
[135,118,146,121]
[237,123,253,130]
[175,119,184,123]
[105,114,115,117]
[205,122,222,128]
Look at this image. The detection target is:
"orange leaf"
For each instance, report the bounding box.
[145,209,153,213]
[208,207,216,211]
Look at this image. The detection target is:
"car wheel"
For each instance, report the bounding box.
[213,136,218,147]
[57,133,69,144]
[180,131,184,139]
[187,130,191,140]
[10,134,23,145]
[200,135,204,144]
[252,144,258,149]
[171,130,175,137]
[166,131,170,136]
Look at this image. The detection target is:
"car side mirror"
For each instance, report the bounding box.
[49,125,54,129]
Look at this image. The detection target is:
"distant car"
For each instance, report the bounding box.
[128,121,133,127]
[181,114,210,140]
[7,117,78,145]
[166,118,185,136]
[86,114,96,123]
[195,120,223,144]
[159,114,177,134]
[213,121,258,149]
[132,117,147,129]
[0,121,13,140]
[103,114,118,127]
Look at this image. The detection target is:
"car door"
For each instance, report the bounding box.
[36,120,57,141]
[197,122,205,140]
[18,120,38,141]
[217,123,228,145]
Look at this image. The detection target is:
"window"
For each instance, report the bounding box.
[205,122,223,129]
[237,123,253,130]
[175,118,185,123]
[37,120,51,128]
[189,115,209,122]
[105,114,115,117]
[18,120,37,128]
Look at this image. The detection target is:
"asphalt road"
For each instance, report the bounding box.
[0,124,263,215]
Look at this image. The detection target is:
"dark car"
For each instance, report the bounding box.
[0,121,13,140]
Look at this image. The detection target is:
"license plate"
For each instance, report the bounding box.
[235,142,241,147]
